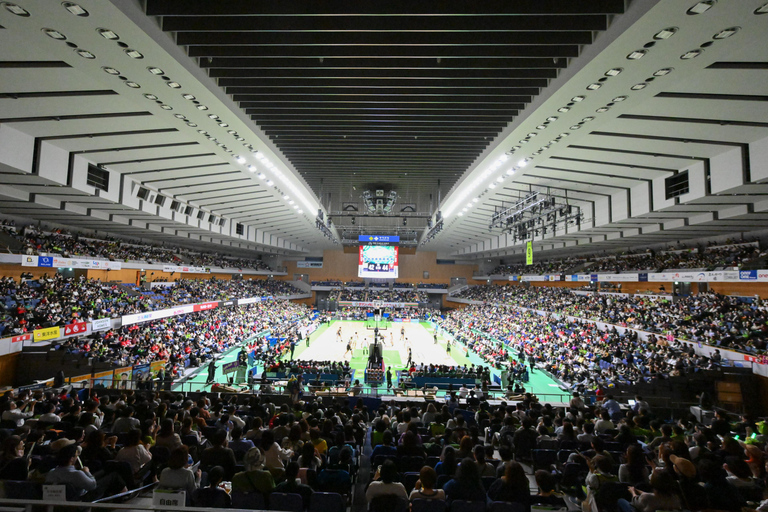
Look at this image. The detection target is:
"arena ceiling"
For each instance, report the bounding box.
[0,0,767,258]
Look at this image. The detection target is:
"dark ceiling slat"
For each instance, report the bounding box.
[232,87,541,98]
[222,78,550,88]
[212,68,558,78]
[161,15,609,32]
[190,45,579,59]
[148,0,624,16]
[203,57,566,70]
[239,95,532,105]
[249,111,518,118]
[178,30,594,46]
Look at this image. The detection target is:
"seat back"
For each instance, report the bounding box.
[309,492,345,512]
[270,492,304,512]
[369,494,407,512]
[412,498,448,512]
[531,449,558,469]
[489,502,526,512]
[481,476,496,491]
[436,474,452,489]
[450,499,486,512]
[403,472,420,493]
[231,490,265,510]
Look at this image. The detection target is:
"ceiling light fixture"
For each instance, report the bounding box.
[631,83,648,90]
[102,66,120,75]
[571,96,585,102]
[604,68,623,76]
[559,132,570,138]
[558,107,570,113]
[570,125,582,130]
[582,116,595,122]
[488,183,496,189]
[536,125,547,130]
[160,104,172,110]
[266,180,274,186]
[257,173,266,180]
[626,50,648,60]
[75,49,95,59]
[124,49,144,59]
[612,96,628,102]
[186,122,197,127]
[653,68,674,76]
[506,168,516,176]
[235,155,246,164]
[146,67,164,75]
[496,176,504,183]
[654,27,679,39]
[62,2,88,16]
[3,3,30,16]
[755,2,768,14]
[143,93,157,100]
[42,28,67,40]
[586,83,602,90]
[518,159,528,167]
[681,49,703,59]
[174,114,186,119]
[596,107,610,113]
[97,28,119,40]
[182,93,195,100]
[713,27,740,39]
[196,105,208,110]
[473,198,479,203]
[687,1,716,15]
[166,82,181,89]
[125,81,140,88]
[247,165,256,173]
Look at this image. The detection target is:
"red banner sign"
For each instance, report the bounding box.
[11,334,31,343]
[63,322,88,336]
[193,302,218,312]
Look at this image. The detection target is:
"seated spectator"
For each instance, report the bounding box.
[366,459,407,502]
[487,461,529,506]
[274,461,314,508]
[154,418,183,452]
[618,469,681,512]
[0,435,30,481]
[46,443,125,500]
[192,465,231,508]
[232,447,274,495]
[443,458,487,503]
[261,430,292,480]
[409,466,445,502]
[619,445,650,485]
[474,445,496,477]
[531,470,567,509]
[200,428,236,481]
[435,445,458,476]
[159,446,200,498]
[115,428,152,478]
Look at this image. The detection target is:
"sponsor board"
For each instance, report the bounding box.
[91,318,112,332]
[62,322,88,337]
[193,302,218,312]
[10,334,32,343]
[162,265,209,274]
[21,255,120,269]
[337,300,418,308]
[222,361,241,374]
[33,326,60,342]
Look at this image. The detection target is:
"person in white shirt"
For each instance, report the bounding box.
[38,403,61,423]
[1,399,35,427]
[458,385,469,398]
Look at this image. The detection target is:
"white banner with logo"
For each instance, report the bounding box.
[162,265,210,274]
[21,255,121,270]
[337,300,419,308]
[91,318,112,332]
[121,304,195,326]
[597,273,639,282]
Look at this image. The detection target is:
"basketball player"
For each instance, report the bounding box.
[336,326,342,342]
[344,338,353,358]
[400,325,405,342]
[406,347,413,366]
[389,332,393,346]
[353,331,359,349]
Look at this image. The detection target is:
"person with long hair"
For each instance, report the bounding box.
[487,461,529,506]
[619,444,650,485]
[158,446,200,499]
[366,459,408,502]
[443,457,487,502]
[155,418,183,451]
[435,445,458,476]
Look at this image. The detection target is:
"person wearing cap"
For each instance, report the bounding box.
[232,446,274,495]
[668,454,706,511]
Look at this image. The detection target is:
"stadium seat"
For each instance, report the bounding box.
[531,449,558,470]
[270,492,304,512]
[403,472,420,493]
[309,492,345,512]
[412,498,448,512]
[450,499,486,512]
[481,476,496,491]
[488,502,526,512]
[231,490,266,510]
[436,474,452,489]
[369,494,408,512]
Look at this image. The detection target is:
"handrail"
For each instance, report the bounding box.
[0,498,258,512]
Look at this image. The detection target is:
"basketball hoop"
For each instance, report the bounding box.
[373,300,383,322]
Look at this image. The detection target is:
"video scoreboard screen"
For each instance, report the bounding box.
[358,245,399,278]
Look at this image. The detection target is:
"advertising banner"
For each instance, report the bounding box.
[237,297,262,305]
[91,318,112,332]
[162,265,209,274]
[33,326,60,342]
[62,322,88,337]
[337,300,418,308]
[222,361,240,374]
[10,334,31,343]
[597,273,639,282]
[21,255,120,269]
[193,302,218,312]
